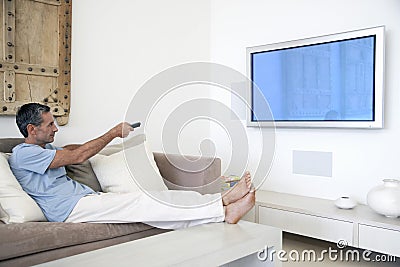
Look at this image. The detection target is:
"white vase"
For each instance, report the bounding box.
[367,179,400,218]
[334,196,357,209]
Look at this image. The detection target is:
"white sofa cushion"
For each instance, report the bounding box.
[90,135,167,193]
[0,152,47,223]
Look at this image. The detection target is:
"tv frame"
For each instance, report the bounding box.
[246,26,385,129]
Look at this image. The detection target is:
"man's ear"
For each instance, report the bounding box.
[26,124,36,136]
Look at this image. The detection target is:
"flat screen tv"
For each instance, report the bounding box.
[247,26,385,128]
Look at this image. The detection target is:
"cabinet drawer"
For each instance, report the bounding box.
[359,224,400,257]
[259,206,353,245]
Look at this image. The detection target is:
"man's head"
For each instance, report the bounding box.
[16,103,58,145]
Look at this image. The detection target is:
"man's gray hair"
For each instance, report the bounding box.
[16,103,51,137]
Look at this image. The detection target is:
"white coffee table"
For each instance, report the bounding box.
[36,221,281,267]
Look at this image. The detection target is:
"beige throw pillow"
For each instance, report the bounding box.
[89,135,167,193]
[66,160,102,192]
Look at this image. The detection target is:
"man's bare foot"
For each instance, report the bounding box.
[224,190,255,224]
[222,171,252,206]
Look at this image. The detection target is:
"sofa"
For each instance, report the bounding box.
[0,137,221,266]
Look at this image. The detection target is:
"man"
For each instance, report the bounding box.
[9,103,255,229]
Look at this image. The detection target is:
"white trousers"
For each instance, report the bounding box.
[65,191,225,229]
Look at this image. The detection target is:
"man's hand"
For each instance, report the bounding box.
[110,122,134,138]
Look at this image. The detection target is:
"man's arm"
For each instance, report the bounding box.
[48,122,133,169]
[63,144,81,150]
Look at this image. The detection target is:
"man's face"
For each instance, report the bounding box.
[31,112,58,145]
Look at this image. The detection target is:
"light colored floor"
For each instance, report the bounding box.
[282,233,399,267]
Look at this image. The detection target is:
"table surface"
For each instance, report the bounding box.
[256,190,400,231]
[36,221,281,267]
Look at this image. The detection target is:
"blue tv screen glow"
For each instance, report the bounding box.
[251,36,375,123]
[247,26,386,129]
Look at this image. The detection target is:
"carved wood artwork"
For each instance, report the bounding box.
[0,0,72,125]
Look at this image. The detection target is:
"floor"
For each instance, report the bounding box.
[282,233,399,266]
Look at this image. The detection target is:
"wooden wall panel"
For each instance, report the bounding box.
[0,0,72,125]
[15,1,59,66]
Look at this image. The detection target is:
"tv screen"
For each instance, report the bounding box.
[247,26,385,128]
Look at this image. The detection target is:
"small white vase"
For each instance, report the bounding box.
[334,196,357,209]
[367,179,400,218]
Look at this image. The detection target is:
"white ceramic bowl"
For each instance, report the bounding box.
[334,196,357,209]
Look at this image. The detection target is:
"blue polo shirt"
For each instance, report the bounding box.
[8,143,94,222]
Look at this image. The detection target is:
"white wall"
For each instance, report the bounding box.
[0,0,212,155]
[2,0,399,204]
[210,0,400,203]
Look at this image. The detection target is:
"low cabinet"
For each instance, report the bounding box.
[255,190,400,258]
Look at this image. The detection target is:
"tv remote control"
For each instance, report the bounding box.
[130,122,141,128]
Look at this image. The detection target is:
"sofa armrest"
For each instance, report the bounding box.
[153,152,222,195]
